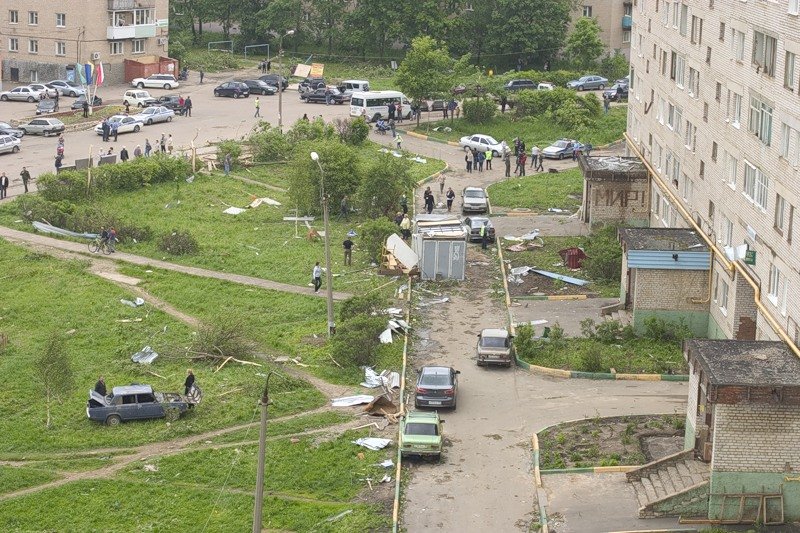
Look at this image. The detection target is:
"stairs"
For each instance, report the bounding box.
[626,450,710,518]
[604,309,633,326]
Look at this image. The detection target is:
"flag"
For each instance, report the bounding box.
[95,62,104,87]
[76,63,86,84]
[84,63,94,86]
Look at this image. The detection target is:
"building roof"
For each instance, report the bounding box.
[686,340,800,387]
[579,156,648,181]
[619,228,708,252]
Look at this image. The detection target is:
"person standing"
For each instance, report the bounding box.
[387,101,395,120]
[19,167,31,193]
[185,96,192,117]
[438,174,446,194]
[603,93,610,114]
[267,60,272,72]
[55,154,63,172]
[446,187,455,212]
[324,87,332,105]
[396,102,403,123]
[144,139,152,157]
[119,146,129,162]
[178,95,185,116]
[400,214,411,240]
[133,145,142,158]
[425,188,435,214]
[184,369,195,395]
[480,221,490,250]
[395,133,402,150]
[94,376,107,396]
[82,99,89,118]
[500,95,508,114]
[530,145,540,170]
[199,70,205,84]
[254,97,261,117]
[101,118,110,142]
[160,134,167,153]
[0,172,9,199]
[400,193,408,214]
[108,227,117,252]
[111,121,119,142]
[477,150,485,172]
[465,152,472,173]
[519,152,527,176]
[167,134,174,154]
[342,236,354,266]
[535,149,544,172]
[389,118,396,138]
[503,149,511,178]
[485,149,493,170]
[224,153,232,176]
[312,262,322,292]
[339,195,349,220]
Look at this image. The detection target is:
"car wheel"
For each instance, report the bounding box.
[414,401,420,409]
[214,91,220,97]
[262,90,268,95]
[12,146,19,153]
[137,82,145,89]
[0,95,7,101]
[69,91,77,97]
[167,116,172,122]
[106,414,122,427]
[234,92,240,99]
[145,119,152,125]
[558,153,564,160]
[27,96,35,102]
[598,84,605,90]
[123,100,130,107]
[434,453,442,461]
[578,85,584,91]
[164,84,171,90]
[133,125,141,132]
[137,103,144,108]
[19,128,26,135]
[492,150,499,157]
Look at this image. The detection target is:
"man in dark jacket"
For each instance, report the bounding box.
[184,369,195,395]
[119,146,129,162]
[94,376,107,396]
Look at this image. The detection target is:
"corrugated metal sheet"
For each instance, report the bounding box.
[627,250,711,270]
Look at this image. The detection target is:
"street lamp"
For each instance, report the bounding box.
[252,371,284,533]
[310,151,336,337]
[277,29,295,131]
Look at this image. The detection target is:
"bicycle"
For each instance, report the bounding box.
[88,237,113,255]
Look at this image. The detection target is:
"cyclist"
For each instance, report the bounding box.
[108,227,118,253]
[99,226,109,249]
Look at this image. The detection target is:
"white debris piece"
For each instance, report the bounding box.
[143,464,159,472]
[520,229,541,241]
[353,437,392,450]
[331,395,374,407]
[223,206,246,215]
[383,307,404,317]
[418,297,449,307]
[120,297,145,308]
[379,328,394,344]
[510,266,533,276]
[131,346,159,364]
[361,367,383,388]
[379,459,394,468]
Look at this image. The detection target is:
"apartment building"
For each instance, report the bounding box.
[572,1,633,59]
[627,0,800,347]
[1,0,169,85]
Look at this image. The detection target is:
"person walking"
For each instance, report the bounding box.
[530,145,539,170]
[101,118,110,142]
[20,167,31,193]
[465,152,472,173]
[167,134,174,154]
[185,96,192,117]
[267,60,272,72]
[446,187,455,212]
[199,70,205,84]
[0,172,9,199]
[389,118,396,138]
[342,236,354,266]
[500,95,508,114]
[603,94,610,114]
[184,369,195,395]
[54,154,63,172]
[324,87,332,105]
[480,221,490,250]
[94,376,107,396]
[254,97,261,117]
[438,174,446,194]
[485,149,493,170]
[160,134,167,153]
[400,214,411,240]
[425,188,435,214]
[107,227,117,252]
[312,262,322,292]
[339,195,349,220]
[224,153,232,176]
[535,150,544,172]
[133,145,142,158]
[395,133,403,150]
[119,146,129,162]
[503,149,511,178]
[178,95,185,116]
[144,139,152,157]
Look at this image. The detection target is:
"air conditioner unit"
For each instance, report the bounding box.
[91,52,101,60]
[157,37,168,46]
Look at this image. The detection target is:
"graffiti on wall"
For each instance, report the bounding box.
[594,188,647,208]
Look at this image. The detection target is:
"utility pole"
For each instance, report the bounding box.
[277,29,295,131]
[252,371,281,533]
[311,152,336,337]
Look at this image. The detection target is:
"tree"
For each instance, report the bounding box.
[331,315,387,367]
[342,0,402,59]
[287,140,361,215]
[565,17,606,71]
[310,0,348,55]
[35,332,73,429]
[356,154,416,218]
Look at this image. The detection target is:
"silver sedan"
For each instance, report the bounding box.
[133,106,175,125]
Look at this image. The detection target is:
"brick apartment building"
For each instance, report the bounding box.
[626,0,799,346]
[571,0,633,59]
[1,0,169,86]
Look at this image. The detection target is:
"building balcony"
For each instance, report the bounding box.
[108,0,155,9]
[622,15,632,29]
[107,24,157,40]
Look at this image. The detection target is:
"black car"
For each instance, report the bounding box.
[71,95,103,110]
[414,366,460,409]
[505,79,537,91]
[239,79,277,95]
[259,74,288,91]
[36,99,59,115]
[603,82,629,102]
[150,95,184,110]
[463,216,496,243]
[214,81,250,98]
[299,87,347,104]
[299,77,326,92]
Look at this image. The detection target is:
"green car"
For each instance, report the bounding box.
[400,410,444,460]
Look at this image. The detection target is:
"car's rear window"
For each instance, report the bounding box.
[464,190,484,198]
[420,373,450,386]
[480,336,508,348]
[405,422,438,436]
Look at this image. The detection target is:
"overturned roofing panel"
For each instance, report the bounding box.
[619,228,708,252]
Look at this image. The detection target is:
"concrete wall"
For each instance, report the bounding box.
[706,315,728,339]
[588,178,650,226]
[644,481,709,518]
[684,365,700,451]
[630,268,710,336]
[709,471,800,521]
[633,309,709,338]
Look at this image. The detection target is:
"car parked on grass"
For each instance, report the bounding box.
[415,366,460,409]
[566,75,608,91]
[29,84,59,99]
[133,105,175,125]
[0,134,21,155]
[461,187,489,214]
[477,328,514,367]
[0,86,43,102]
[463,216,496,243]
[399,410,444,460]
[93,115,144,135]
[131,74,179,90]
[17,117,65,136]
[214,81,250,98]
[48,80,86,97]
[542,138,584,159]
[418,99,446,112]
[239,79,277,95]
[505,79,537,91]
[459,134,504,156]
[87,384,192,426]
[71,95,103,110]
[123,90,157,108]
[300,87,348,104]
[259,74,288,91]
[0,122,25,138]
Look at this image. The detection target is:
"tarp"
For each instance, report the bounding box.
[32,221,97,240]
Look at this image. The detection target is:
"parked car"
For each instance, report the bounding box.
[93,115,144,135]
[17,117,65,136]
[542,138,584,159]
[0,134,21,155]
[150,95,184,110]
[451,84,467,95]
[566,75,608,91]
[476,328,514,367]
[339,79,370,95]
[418,99,446,112]
[415,366,460,409]
[123,90,157,108]
[259,74,288,90]
[461,187,489,214]
[214,81,250,98]
[71,95,103,110]
[0,121,25,138]
[299,87,347,104]
[36,99,59,115]
[459,134,503,156]
[86,384,192,426]
[131,74,179,90]
[0,86,43,102]
[48,80,86,97]
[133,106,175,125]
[537,82,555,90]
[29,84,58,98]
[400,410,444,460]
[505,79,537,91]
[239,79,277,95]
[463,216,496,243]
[603,83,629,102]
[298,77,326,92]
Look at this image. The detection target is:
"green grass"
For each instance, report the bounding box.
[488,167,583,212]
[56,105,127,126]
[195,411,355,446]
[413,105,628,148]
[0,467,60,496]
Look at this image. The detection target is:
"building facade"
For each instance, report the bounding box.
[1,0,169,85]
[627,0,799,346]
[571,0,633,59]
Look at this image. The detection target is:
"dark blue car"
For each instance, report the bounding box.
[87,384,192,426]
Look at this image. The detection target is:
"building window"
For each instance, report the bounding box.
[781,123,793,160]
[682,173,693,202]
[718,276,729,314]
[709,200,715,223]
[724,151,738,188]
[715,82,722,101]
[661,50,669,75]
[688,67,700,97]
[752,30,777,76]
[748,96,773,146]
[110,41,124,55]
[56,13,65,27]
[28,11,38,25]
[721,214,733,246]
[785,52,796,91]
[775,194,787,233]
[582,5,593,17]
[768,264,787,314]
[9,10,18,24]
[675,55,685,87]
[672,2,680,28]
[727,91,742,126]
[662,1,670,25]
[791,0,800,15]
[623,31,631,44]
[655,142,663,171]
[712,141,718,162]
[706,46,712,64]
[30,70,38,83]
[684,121,696,151]
[732,29,745,61]
[719,22,725,41]
[55,41,66,56]
[8,38,19,52]
[743,161,769,211]
[679,4,688,36]
[133,39,145,54]
[691,15,703,44]
[134,9,153,25]
[28,39,38,54]
[667,102,682,131]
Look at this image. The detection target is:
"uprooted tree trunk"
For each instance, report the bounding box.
[165,315,262,368]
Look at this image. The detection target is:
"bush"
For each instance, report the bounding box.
[359,217,399,263]
[333,117,370,145]
[36,170,88,203]
[330,315,387,367]
[642,316,693,344]
[583,225,622,283]
[217,140,242,167]
[181,49,243,72]
[594,319,622,344]
[287,117,337,145]
[513,324,538,359]
[339,293,388,323]
[157,230,199,255]
[579,346,604,373]
[189,315,259,360]
[462,98,497,123]
[249,124,292,162]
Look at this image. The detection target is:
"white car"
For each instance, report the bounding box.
[459,134,504,156]
[94,115,144,135]
[131,74,179,90]
[461,187,489,214]
[48,80,86,97]
[0,86,43,102]
[123,90,158,108]
[29,84,59,98]
[133,106,175,125]
[0,134,21,155]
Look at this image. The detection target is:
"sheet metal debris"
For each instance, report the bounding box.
[223,206,246,215]
[379,459,394,468]
[418,297,449,307]
[379,328,393,344]
[332,395,374,407]
[361,368,401,389]
[32,221,97,240]
[131,346,159,364]
[532,269,590,286]
[120,297,145,307]
[248,197,282,208]
[352,437,392,450]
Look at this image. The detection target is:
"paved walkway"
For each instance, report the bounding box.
[0,226,352,300]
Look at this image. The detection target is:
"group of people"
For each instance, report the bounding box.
[258,59,272,74]
[97,226,118,253]
[94,369,197,398]
[464,146,493,173]
[54,135,66,171]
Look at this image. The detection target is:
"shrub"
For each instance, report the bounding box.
[157,230,199,255]
[330,315,386,367]
[190,315,259,360]
[217,140,242,167]
[339,293,388,323]
[514,87,577,118]
[583,225,622,283]
[287,117,337,145]
[549,322,565,345]
[514,324,538,360]
[579,346,604,372]
[462,98,497,123]
[359,217,399,263]
[333,117,370,145]
[642,316,693,344]
[249,124,292,162]
[579,318,597,339]
[37,170,88,203]
[594,319,622,344]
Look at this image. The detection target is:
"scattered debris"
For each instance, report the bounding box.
[364,395,400,417]
[116,318,143,323]
[131,346,159,364]
[223,206,246,215]
[548,207,566,213]
[361,368,401,389]
[506,244,529,252]
[32,221,97,240]
[119,297,145,308]
[514,319,549,327]
[324,510,353,523]
[418,297,449,307]
[248,197,281,208]
[378,459,394,468]
[532,269,590,286]
[332,395,374,407]
[185,175,195,183]
[352,437,392,450]
[380,474,392,483]
[408,156,427,164]
[142,464,159,472]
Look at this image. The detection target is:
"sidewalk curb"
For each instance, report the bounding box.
[540,465,640,475]
[522,364,689,382]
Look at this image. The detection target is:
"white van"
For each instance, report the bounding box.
[340,80,370,95]
[350,90,412,122]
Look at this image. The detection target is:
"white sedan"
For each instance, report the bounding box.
[131,74,179,90]
[29,84,59,98]
[133,106,175,125]
[94,115,144,135]
[459,134,504,156]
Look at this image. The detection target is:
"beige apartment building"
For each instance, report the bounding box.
[571,0,633,59]
[1,0,169,85]
[627,0,800,347]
